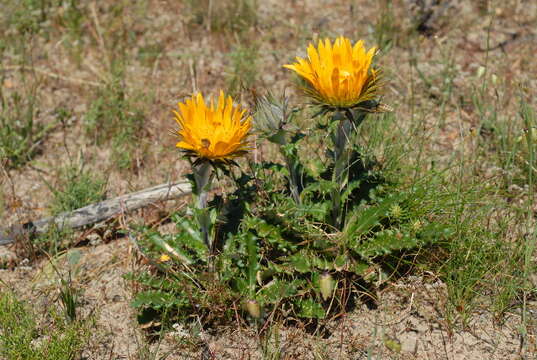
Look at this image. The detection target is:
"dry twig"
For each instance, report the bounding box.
[0,181,192,246]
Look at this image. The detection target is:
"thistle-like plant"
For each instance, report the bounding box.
[173,91,252,264]
[129,37,460,327]
[285,36,391,229]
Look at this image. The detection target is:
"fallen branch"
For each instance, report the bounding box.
[0,181,192,247]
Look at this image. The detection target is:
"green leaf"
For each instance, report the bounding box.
[343,194,403,244]
[287,253,311,273]
[310,255,331,270]
[259,279,300,303]
[340,179,362,204]
[247,233,259,296]
[131,290,187,309]
[244,217,298,252]
[234,278,249,294]
[173,215,209,257]
[302,179,338,198]
[267,129,287,145]
[147,232,194,265]
[334,254,347,270]
[358,229,416,258]
[383,336,402,353]
[295,298,325,319]
[352,260,370,275]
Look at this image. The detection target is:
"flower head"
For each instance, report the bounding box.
[159,254,171,262]
[253,92,295,145]
[254,92,289,135]
[174,91,252,163]
[284,36,381,108]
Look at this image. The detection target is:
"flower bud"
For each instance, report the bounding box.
[254,93,290,144]
[389,204,402,219]
[246,299,261,318]
[319,272,335,301]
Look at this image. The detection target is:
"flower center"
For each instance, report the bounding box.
[340,70,351,78]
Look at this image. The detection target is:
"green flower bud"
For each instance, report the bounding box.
[253,93,290,144]
[319,272,334,301]
[412,219,423,231]
[389,204,403,219]
[246,299,261,318]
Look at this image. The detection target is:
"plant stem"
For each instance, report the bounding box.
[271,129,302,204]
[330,110,367,230]
[193,162,214,252]
[330,113,353,229]
[283,149,301,205]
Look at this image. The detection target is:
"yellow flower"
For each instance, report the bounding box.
[284,36,381,108]
[159,254,171,262]
[174,91,252,163]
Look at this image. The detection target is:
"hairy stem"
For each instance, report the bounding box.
[284,149,301,205]
[193,162,214,258]
[329,109,366,230]
[330,116,353,229]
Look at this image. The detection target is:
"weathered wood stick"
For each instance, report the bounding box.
[0,181,192,246]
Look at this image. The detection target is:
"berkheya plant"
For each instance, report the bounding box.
[129,36,455,326]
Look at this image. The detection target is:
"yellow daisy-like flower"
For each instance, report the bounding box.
[174,91,252,163]
[284,36,381,108]
[159,254,171,262]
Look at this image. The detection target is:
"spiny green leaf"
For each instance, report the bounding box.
[295,298,325,319]
[131,290,188,309]
[285,253,312,273]
[259,279,301,303]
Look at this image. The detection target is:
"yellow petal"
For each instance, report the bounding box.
[173,92,252,161]
[284,36,380,107]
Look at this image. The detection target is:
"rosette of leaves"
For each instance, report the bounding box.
[129,162,456,325]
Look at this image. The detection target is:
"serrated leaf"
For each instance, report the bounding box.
[286,253,311,273]
[259,279,299,303]
[244,217,298,252]
[131,290,187,309]
[302,179,338,198]
[352,260,370,275]
[358,229,417,259]
[247,233,259,295]
[340,179,362,204]
[267,129,287,145]
[310,255,331,270]
[295,298,325,319]
[234,277,249,294]
[344,194,403,244]
[418,222,455,242]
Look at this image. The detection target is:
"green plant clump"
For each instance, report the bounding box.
[128,91,460,326]
[0,290,88,360]
[49,165,107,215]
[84,63,146,170]
[0,90,49,169]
